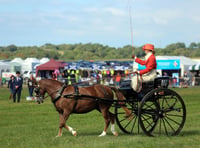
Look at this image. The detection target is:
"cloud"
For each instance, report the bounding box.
[84,7,126,17]
[0,0,200,47]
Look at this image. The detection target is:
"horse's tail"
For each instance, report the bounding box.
[110,86,132,116]
[110,87,126,105]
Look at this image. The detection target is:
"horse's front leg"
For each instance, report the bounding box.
[109,112,118,136]
[99,108,111,137]
[57,112,77,137]
[57,113,66,137]
[64,125,77,136]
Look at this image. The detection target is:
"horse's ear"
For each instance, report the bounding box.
[33,77,41,85]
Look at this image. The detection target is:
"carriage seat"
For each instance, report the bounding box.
[154,76,169,88]
[119,76,169,90]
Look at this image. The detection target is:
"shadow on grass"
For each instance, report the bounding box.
[61,131,146,137]
[180,130,200,136]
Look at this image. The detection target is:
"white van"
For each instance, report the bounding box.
[23,71,36,80]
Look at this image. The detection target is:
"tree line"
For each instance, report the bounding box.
[0,42,200,61]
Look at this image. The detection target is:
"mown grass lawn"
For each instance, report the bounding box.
[0,86,199,148]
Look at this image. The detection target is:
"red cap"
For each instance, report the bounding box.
[143,44,154,52]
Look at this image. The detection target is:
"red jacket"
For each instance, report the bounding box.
[135,54,157,75]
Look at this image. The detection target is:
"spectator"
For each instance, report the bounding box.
[13,71,23,103]
[7,75,15,100]
[27,75,35,97]
[115,72,121,87]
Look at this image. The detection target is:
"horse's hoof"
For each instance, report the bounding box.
[113,132,118,136]
[56,135,62,138]
[72,131,77,136]
[98,131,106,137]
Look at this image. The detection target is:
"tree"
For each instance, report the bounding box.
[189,42,197,49]
[197,42,200,49]
[7,44,17,52]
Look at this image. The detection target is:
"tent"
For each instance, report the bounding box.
[189,63,200,71]
[36,58,64,77]
[11,57,24,64]
[40,57,50,64]
[0,61,10,77]
[22,58,40,72]
[156,56,197,76]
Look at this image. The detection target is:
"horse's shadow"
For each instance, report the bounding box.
[179,130,200,136]
[61,130,200,137]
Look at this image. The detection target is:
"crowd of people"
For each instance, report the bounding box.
[54,69,132,88]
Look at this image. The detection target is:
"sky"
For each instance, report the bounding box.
[0,0,200,48]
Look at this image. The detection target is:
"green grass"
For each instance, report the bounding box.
[0,87,200,148]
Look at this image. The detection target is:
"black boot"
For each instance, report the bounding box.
[54,83,67,100]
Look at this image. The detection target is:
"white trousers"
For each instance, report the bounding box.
[131,69,157,92]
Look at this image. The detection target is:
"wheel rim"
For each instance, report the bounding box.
[139,88,186,136]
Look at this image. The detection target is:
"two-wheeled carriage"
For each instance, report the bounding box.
[115,76,186,136]
[34,76,186,137]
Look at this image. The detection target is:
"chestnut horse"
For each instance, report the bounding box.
[34,79,130,137]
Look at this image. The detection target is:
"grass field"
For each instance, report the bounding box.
[0,86,200,148]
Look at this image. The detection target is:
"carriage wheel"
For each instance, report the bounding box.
[139,88,186,136]
[115,101,140,134]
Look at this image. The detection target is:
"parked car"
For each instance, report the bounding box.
[23,71,36,81]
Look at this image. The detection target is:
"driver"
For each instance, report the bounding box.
[131,43,157,92]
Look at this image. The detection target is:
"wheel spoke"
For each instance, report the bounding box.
[163,117,176,133]
[162,118,169,136]
[143,102,155,110]
[165,115,181,126]
[164,97,178,110]
[159,118,162,135]
[166,113,183,118]
[161,96,165,109]
[141,115,153,129]
[117,112,126,115]
[142,112,152,118]
[124,117,134,129]
[131,115,138,133]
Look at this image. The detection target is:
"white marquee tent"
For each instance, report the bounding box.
[22,58,40,72]
[0,61,10,77]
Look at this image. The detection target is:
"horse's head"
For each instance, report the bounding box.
[34,79,62,104]
[33,79,46,104]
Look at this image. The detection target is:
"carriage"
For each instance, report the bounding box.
[34,76,186,137]
[115,76,186,136]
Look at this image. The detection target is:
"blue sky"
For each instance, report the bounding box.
[0,0,199,48]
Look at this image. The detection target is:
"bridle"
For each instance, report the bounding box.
[34,84,60,104]
[34,85,45,104]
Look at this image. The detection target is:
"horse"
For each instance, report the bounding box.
[34,79,131,137]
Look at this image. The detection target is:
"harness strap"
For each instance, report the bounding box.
[99,85,109,98]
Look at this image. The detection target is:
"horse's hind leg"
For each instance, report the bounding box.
[109,112,118,136]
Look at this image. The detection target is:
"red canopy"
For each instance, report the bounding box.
[36,58,64,76]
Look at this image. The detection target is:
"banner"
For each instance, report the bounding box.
[138,59,180,70]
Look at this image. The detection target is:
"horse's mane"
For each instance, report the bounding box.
[39,79,62,87]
